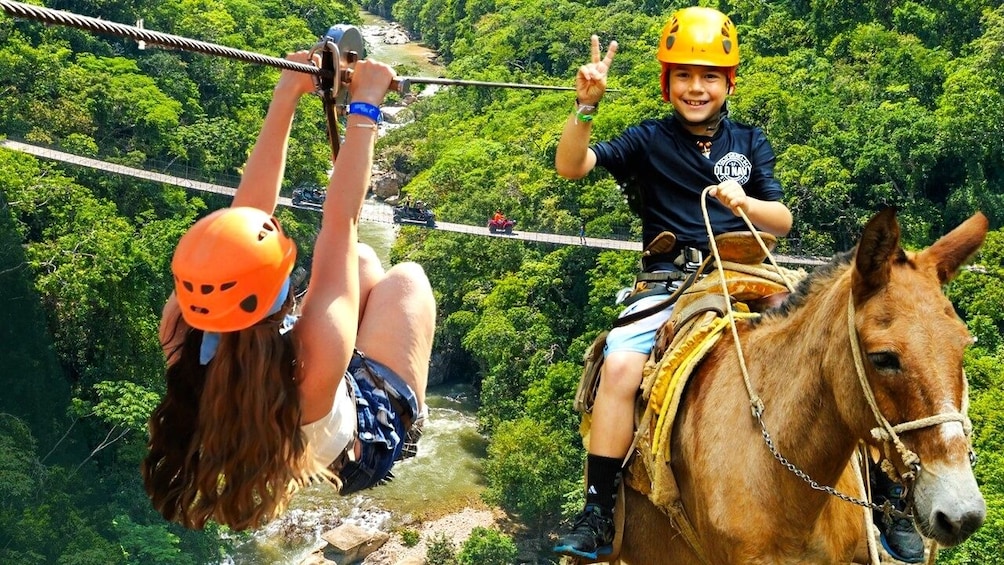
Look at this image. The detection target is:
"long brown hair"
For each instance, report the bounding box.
[143,303,330,530]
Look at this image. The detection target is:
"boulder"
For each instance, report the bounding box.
[300,552,335,565]
[382,25,410,45]
[370,171,401,200]
[321,523,390,564]
[379,106,414,125]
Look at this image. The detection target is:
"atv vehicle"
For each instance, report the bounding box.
[393,202,436,228]
[291,185,326,208]
[488,216,516,235]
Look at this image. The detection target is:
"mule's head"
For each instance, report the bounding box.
[850,208,987,547]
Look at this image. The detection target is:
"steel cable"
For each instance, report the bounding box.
[0,0,325,77]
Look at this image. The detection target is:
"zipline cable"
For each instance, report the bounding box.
[0,0,585,93]
[0,0,324,77]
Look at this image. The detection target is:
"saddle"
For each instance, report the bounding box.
[573,230,808,563]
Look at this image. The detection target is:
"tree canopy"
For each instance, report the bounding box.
[1,0,1003,562]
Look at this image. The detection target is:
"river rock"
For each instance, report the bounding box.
[370,170,401,199]
[382,24,410,45]
[321,523,390,564]
[300,553,335,565]
[379,106,413,125]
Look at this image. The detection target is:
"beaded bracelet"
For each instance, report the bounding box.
[575,98,598,124]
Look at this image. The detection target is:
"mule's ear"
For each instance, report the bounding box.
[853,208,902,300]
[921,212,989,284]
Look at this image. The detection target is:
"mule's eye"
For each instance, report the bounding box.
[868,352,901,372]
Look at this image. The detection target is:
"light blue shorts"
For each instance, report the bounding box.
[603,294,676,357]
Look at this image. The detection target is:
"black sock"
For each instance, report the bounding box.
[585,454,623,515]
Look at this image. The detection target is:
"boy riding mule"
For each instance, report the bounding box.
[553,6,793,559]
[589,208,988,564]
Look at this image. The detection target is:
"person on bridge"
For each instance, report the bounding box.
[143,52,436,532]
[551,7,798,561]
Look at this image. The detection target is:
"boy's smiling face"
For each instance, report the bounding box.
[667,64,731,134]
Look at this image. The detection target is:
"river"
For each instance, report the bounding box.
[224,15,489,565]
[358,12,444,76]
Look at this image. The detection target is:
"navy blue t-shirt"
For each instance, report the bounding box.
[592,115,783,252]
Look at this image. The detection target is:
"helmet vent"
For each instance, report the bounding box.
[200,284,214,295]
[221,281,236,291]
[259,221,277,241]
[182,281,194,292]
[239,295,258,314]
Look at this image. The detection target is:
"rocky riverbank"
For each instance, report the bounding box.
[305,506,503,565]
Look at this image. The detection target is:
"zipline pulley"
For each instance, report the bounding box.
[309,25,364,161]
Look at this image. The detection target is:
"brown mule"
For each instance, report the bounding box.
[614,209,988,564]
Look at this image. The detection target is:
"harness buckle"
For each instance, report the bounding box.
[615,287,633,305]
[675,246,704,272]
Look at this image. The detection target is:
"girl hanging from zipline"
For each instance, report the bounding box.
[143,52,436,531]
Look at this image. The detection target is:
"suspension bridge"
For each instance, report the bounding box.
[0,139,826,266]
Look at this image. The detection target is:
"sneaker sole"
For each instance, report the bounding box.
[553,544,613,560]
[879,535,925,564]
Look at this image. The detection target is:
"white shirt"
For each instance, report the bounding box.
[300,377,356,467]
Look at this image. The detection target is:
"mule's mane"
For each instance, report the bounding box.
[754,248,855,324]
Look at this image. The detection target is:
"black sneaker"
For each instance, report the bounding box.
[878,514,925,563]
[553,504,615,560]
[871,466,925,564]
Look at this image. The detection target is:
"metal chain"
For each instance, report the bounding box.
[757,414,913,520]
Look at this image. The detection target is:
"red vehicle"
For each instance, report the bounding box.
[488,216,516,235]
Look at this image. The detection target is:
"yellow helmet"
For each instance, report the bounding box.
[171,207,296,332]
[657,6,739,67]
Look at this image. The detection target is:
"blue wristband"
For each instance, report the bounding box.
[348,101,381,123]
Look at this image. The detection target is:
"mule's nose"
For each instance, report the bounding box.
[934,504,986,542]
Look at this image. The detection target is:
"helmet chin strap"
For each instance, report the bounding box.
[677,101,729,134]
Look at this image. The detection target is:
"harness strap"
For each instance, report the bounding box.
[671,293,730,333]
[619,285,670,309]
[644,246,705,272]
[612,271,700,328]
[634,270,691,283]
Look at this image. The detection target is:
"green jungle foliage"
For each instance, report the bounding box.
[0,0,1002,562]
[457,526,519,565]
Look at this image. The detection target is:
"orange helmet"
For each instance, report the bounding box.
[171,207,296,332]
[657,7,739,100]
[658,6,739,67]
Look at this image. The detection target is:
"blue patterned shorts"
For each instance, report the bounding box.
[337,351,424,494]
